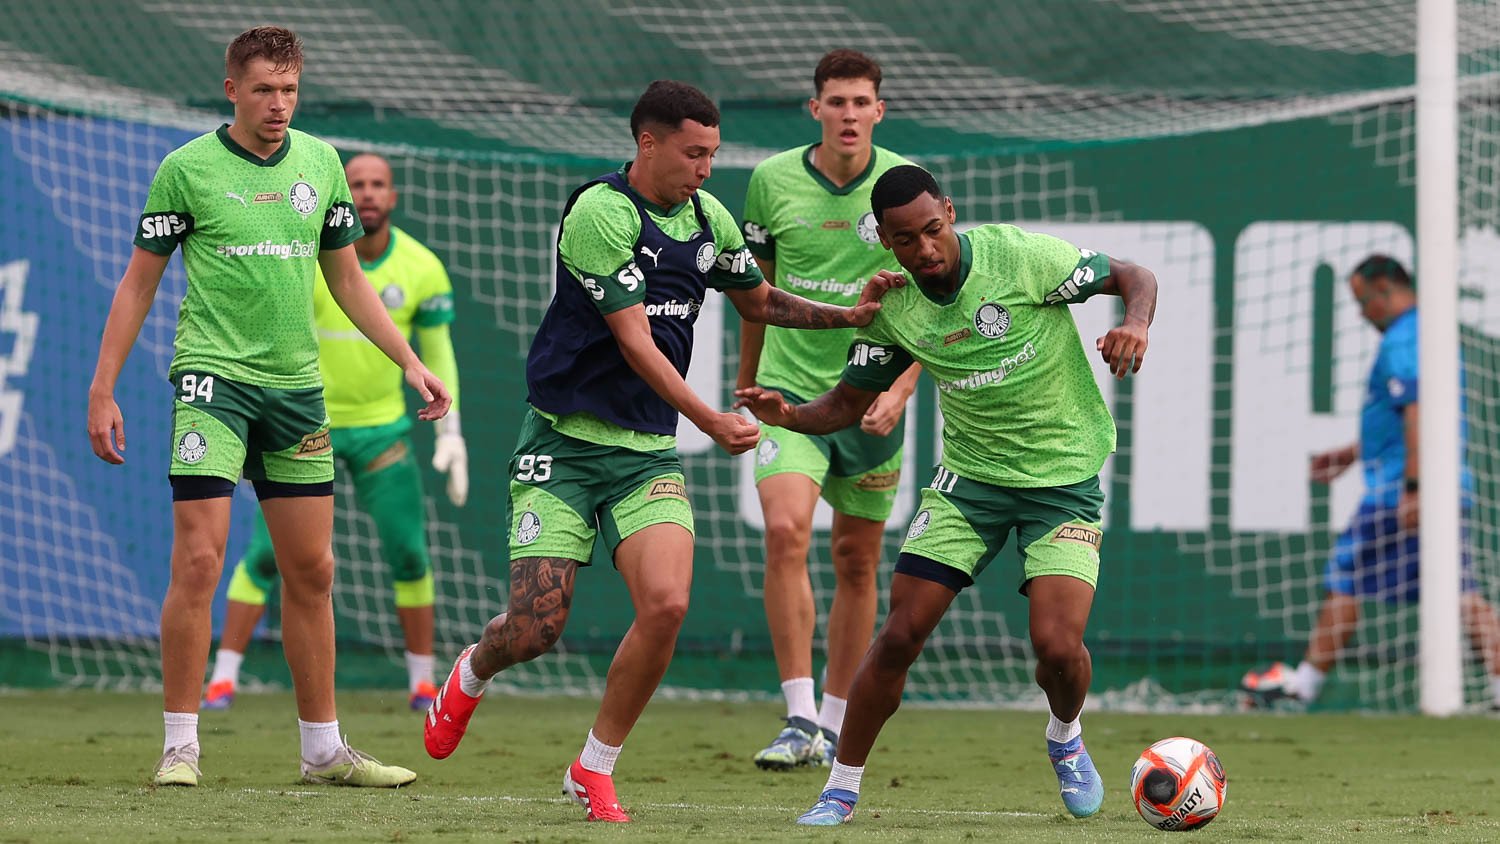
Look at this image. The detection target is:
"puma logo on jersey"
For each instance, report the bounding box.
[639,245,663,268]
[225,191,247,206]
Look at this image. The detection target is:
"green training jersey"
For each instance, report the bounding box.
[548,168,763,449]
[313,226,455,428]
[742,144,911,399]
[841,224,1116,488]
[134,124,362,389]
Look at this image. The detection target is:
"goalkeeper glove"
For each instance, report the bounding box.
[432,411,469,507]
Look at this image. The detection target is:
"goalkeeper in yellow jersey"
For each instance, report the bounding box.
[204,152,466,711]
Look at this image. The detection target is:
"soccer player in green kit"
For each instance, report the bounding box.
[86,27,448,788]
[736,165,1158,825]
[421,80,900,823]
[203,153,465,713]
[736,49,920,770]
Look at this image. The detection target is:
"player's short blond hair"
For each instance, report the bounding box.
[225,26,303,80]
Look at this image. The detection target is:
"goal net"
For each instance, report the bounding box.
[3,0,1498,712]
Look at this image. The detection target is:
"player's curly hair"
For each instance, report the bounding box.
[630,80,720,140]
[815,49,882,95]
[871,164,944,224]
[1354,254,1412,288]
[226,26,304,80]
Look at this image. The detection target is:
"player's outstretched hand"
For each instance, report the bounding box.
[406,364,453,421]
[848,270,907,326]
[1096,319,1149,379]
[703,410,760,455]
[87,390,126,464]
[733,386,796,428]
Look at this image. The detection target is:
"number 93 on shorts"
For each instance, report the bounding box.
[505,410,694,563]
[168,370,334,484]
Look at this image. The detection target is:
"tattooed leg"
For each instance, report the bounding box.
[470,556,577,679]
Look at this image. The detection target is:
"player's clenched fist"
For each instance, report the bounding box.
[703,411,760,455]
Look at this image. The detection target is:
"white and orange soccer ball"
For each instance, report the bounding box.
[1130,736,1227,831]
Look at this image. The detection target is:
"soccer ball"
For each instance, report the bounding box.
[1130,737,1227,831]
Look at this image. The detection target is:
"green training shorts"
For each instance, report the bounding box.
[168,370,333,484]
[900,465,1105,593]
[507,409,693,563]
[753,421,904,522]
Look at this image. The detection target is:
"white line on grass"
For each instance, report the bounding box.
[239,789,1049,818]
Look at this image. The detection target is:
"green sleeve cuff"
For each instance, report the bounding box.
[320,201,364,250]
[416,323,460,412]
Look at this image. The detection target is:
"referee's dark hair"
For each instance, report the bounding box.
[1353,254,1412,288]
[871,164,944,224]
[630,80,720,141]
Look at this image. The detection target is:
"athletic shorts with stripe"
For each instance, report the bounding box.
[897,464,1105,594]
[753,422,903,522]
[168,370,333,486]
[506,409,693,564]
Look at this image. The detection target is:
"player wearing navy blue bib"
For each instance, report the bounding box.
[420,81,901,822]
[1242,255,1500,709]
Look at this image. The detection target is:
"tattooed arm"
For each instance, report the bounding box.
[733,380,880,436]
[724,269,906,329]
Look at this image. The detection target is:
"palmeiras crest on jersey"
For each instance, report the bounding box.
[974,302,1011,339]
[695,243,716,274]
[516,510,542,545]
[288,180,318,216]
[381,284,405,308]
[856,211,880,245]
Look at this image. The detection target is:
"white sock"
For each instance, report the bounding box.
[406,651,435,692]
[579,729,622,776]
[1293,660,1327,701]
[298,719,343,765]
[1489,674,1500,706]
[824,760,864,795]
[163,711,199,754]
[817,694,847,737]
[782,677,817,723]
[209,649,243,686]
[1046,712,1081,744]
[458,647,490,698]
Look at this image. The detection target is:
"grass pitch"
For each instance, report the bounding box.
[1,690,1496,842]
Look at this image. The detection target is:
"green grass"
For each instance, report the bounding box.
[0,691,1496,842]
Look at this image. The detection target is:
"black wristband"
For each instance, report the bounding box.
[1404,477,1419,493]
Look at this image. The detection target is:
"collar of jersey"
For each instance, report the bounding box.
[800,144,879,196]
[360,226,399,271]
[617,163,688,217]
[915,231,973,306]
[216,123,291,167]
